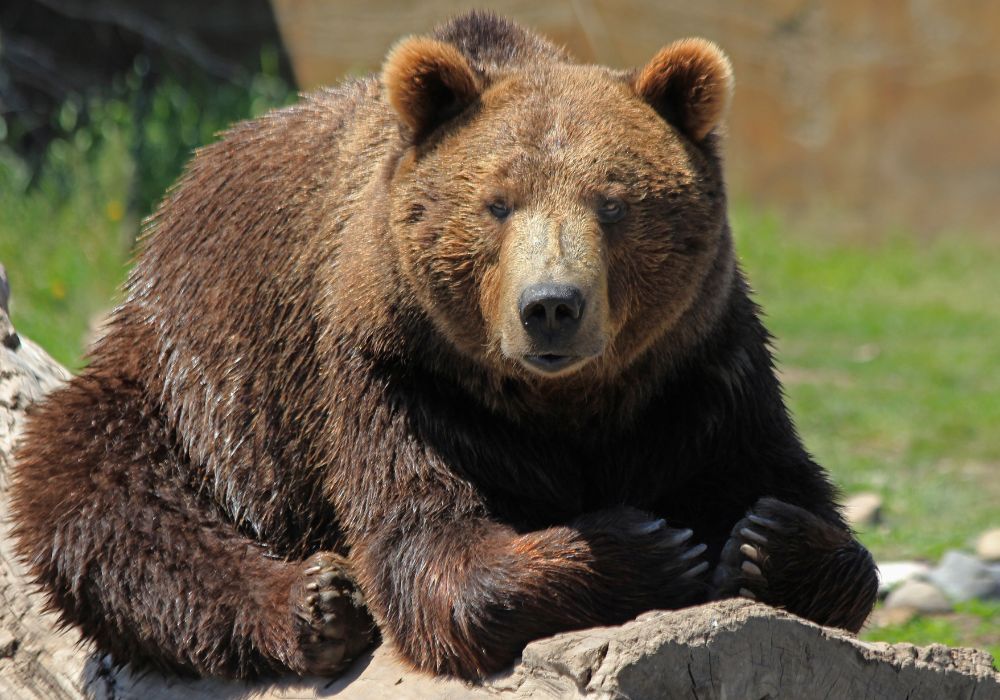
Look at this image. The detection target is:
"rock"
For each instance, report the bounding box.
[0,630,18,658]
[0,263,9,314]
[74,600,1000,700]
[2,268,1000,698]
[870,605,918,628]
[977,529,1000,562]
[508,603,1000,699]
[926,550,1000,603]
[0,264,17,352]
[877,561,933,597]
[884,580,952,614]
[844,492,883,528]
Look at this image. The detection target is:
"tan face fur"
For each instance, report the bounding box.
[384,38,733,382]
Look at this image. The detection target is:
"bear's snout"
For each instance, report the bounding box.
[517,283,587,374]
[496,211,609,377]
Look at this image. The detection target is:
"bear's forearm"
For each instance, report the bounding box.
[352,510,707,679]
[354,523,598,678]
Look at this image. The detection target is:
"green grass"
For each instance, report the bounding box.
[0,126,132,367]
[733,208,1000,563]
[730,212,1000,663]
[0,83,997,655]
[0,54,293,369]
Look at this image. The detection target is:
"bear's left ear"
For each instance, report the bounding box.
[382,37,482,142]
[633,38,733,142]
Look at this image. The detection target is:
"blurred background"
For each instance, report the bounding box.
[1,0,997,659]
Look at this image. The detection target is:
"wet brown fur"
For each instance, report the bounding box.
[9,11,877,682]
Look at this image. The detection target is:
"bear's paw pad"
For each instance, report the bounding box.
[292,552,373,676]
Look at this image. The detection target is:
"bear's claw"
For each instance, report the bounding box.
[712,511,775,601]
[681,542,707,560]
[739,526,768,545]
[682,560,711,578]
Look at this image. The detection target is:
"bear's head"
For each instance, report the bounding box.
[383,26,734,384]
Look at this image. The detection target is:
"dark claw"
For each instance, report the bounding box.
[681,543,708,560]
[634,518,667,535]
[683,561,710,578]
[665,528,694,546]
[747,514,784,531]
[739,527,768,545]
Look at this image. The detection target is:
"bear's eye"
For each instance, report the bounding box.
[488,201,512,221]
[597,198,627,224]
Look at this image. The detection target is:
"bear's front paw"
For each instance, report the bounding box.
[575,507,711,611]
[712,497,877,632]
[290,552,375,676]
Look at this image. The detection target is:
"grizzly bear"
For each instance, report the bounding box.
[10,11,878,682]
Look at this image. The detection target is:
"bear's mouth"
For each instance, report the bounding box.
[522,353,582,375]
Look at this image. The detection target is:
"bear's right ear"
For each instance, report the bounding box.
[382,37,482,142]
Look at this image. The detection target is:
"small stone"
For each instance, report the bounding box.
[926,550,1000,602]
[877,561,932,597]
[976,529,1000,562]
[844,492,883,528]
[884,579,951,614]
[870,605,918,627]
[0,631,18,658]
[853,343,881,363]
[0,262,9,314]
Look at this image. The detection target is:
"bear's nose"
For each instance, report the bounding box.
[518,283,585,342]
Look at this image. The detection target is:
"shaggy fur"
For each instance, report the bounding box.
[10,11,877,681]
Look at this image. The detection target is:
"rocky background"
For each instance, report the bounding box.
[843,492,1000,633]
[1,265,998,699]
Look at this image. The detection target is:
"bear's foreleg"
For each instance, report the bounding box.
[352,505,710,679]
[10,374,373,678]
[711,496,878,632]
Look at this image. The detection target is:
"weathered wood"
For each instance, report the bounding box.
[1,264,998,699]
[0,263,83,700]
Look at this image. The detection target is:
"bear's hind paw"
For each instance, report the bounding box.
[290,552,374,677]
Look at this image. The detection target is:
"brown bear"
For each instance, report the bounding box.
[9,11,878,682]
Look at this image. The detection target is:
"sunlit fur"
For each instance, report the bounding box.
[388,60,734,396]
[9,11,876,682]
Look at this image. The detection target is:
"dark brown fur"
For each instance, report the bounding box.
[10,11,877,681]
